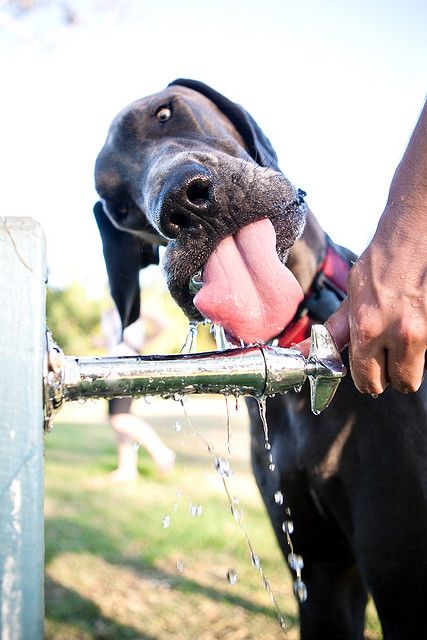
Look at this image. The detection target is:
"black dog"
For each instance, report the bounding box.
[94,79,427,639]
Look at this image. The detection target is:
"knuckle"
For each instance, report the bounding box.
[353,316,380,343]
[395,319,420,347]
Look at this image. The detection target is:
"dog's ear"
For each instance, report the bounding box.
[93,201,159,329]
[169,78,281,173]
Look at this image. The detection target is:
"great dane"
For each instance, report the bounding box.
[93,79,427,639]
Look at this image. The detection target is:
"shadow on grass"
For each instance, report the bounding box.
[45,515,298,628]
[45,576,159,640]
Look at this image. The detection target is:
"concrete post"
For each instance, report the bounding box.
[0,218,46,640]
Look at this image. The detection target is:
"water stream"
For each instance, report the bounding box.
[161,320,308,631]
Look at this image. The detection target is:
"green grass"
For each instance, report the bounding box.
[44,410,382,639]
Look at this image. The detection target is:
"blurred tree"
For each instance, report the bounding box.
[46,278,216,357]
[46,281,105,355]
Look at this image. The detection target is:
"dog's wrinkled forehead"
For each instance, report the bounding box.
[168,78,280,171]
[107,86,245,153]
[95,84,253,199]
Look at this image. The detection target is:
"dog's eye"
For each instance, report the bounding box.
[156,106,172,123]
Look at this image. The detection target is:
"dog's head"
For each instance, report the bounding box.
[94,79,307,343]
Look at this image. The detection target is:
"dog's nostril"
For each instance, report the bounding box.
[169,211,194,230]
[186,181,211,206]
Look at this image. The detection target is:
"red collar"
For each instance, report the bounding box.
[277,239,352,348]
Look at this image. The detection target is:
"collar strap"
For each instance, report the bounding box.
[277,236,353,348]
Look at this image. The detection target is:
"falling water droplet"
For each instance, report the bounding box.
[371,393,378,399]
[162,515,171,528]
[214,456,233,477]
[180,321,199,353]
[133,442,141,450]
[293,579,308,602]
[258,397,269,444]
[174,420,182,432]
[251,552,261,570]
[262,575,271,591]
[189,503,203,517]
[274,491,284,505]
[235,395,240,412]
[265,442,271,450]
[172,502,178,512]
[227,569,238,585]
[225,395,231,455]
[176,560,185,573]
[282,520,294,534]
[288,553,304,571]
[269,462,276,471]
[278,614,288,630]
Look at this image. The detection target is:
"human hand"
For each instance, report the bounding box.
[325,210,427,395]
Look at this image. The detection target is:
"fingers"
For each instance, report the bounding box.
[348,339,389,395]
[324,298,350,352]
[386,325,426,393]
[347,313,426,394]
[295,297,349,356]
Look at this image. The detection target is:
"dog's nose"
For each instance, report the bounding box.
[157,165,214,238]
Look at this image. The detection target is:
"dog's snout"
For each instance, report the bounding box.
[157,164,214,238]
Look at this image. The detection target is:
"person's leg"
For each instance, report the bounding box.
[109,398,175,480]
[109,398,138,481]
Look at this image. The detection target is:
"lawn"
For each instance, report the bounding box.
[44,397,381,639]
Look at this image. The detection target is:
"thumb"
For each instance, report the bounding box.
[325,297,350,352]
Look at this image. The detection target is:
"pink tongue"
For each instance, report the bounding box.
[193,218,304,343]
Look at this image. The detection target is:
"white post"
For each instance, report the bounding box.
[0,218,46,640]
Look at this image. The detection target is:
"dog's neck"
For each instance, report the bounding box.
[286,207,326,293]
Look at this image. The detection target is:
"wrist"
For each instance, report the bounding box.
[375,199,427,249]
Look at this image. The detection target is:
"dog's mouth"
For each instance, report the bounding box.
[188,218,304,344]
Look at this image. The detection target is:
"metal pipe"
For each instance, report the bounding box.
[62,347,269,401]
[45,325,345,429]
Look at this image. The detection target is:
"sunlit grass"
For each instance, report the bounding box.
[44,410,381,639]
